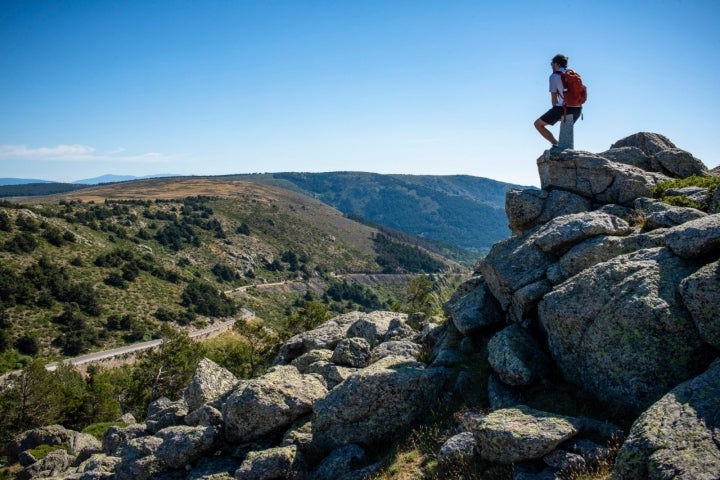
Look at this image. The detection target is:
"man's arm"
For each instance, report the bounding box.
[551,92,559,106]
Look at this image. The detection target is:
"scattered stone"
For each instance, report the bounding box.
[222,365,328,443]
[543,448,586,473]
[505,188,592,235]
[480,230,556,310]
[306,361,356,389]
[18,449,70,480]
[155,425,218,470]
[185,404,224,428]
[438,432,477,463]
[508,279,552,324]
[234,445,299,480]
[183,358,238,412]
[68,432,102,464]
[537,150,669,206]
[546,231,666,284]
[471,406,578,464]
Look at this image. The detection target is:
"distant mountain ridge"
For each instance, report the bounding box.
[224,172,525,255]
[2,171,528,257]
[0,173,178,186]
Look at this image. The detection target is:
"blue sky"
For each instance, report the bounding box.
[1,0,719,187]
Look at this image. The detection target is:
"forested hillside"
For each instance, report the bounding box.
[226,172,521,257]
[0,178,463,375]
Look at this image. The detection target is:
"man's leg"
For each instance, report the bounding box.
[534,118,558,145]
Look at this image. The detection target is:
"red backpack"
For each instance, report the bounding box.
[557,69,587,107]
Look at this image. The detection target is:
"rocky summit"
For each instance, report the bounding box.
[7,132,720,479]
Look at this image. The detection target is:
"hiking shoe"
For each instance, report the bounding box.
[548,144,564,153]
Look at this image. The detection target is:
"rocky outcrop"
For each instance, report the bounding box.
[444,133,719,478]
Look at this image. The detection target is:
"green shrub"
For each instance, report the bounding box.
[81,421,127,440]
[652,175,720,198]
[27,442,69,461]
[661,195,701,209]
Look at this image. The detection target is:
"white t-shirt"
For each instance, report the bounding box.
[549,67,566,106]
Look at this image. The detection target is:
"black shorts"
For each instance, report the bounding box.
[539,106,582,125]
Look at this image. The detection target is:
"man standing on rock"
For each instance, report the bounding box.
[534,54,583,150]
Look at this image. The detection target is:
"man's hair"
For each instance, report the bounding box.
[552,54,569,68]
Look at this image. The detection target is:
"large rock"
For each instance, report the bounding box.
[680,259,720,349]
[539,248,712,411]
[479,229,556,311]
[664,213,720,259]
[68,432,102,464]
[546,231,666,284]
[599,146,652,171]
[312,356,447,451]
[653,148,708,178]
[470,406,578,464]
[487,324,550,386]
[442,276,503,334]
[609,132,676,156]
[537,150,668,206]
[145,397,188,434]
[532,211,633,255]
[183,358,238,412]
[155,425,218,470]
[234,445,299,480]
[222,365,327,443]
[505,188,591,235]
[612,359,720,480]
